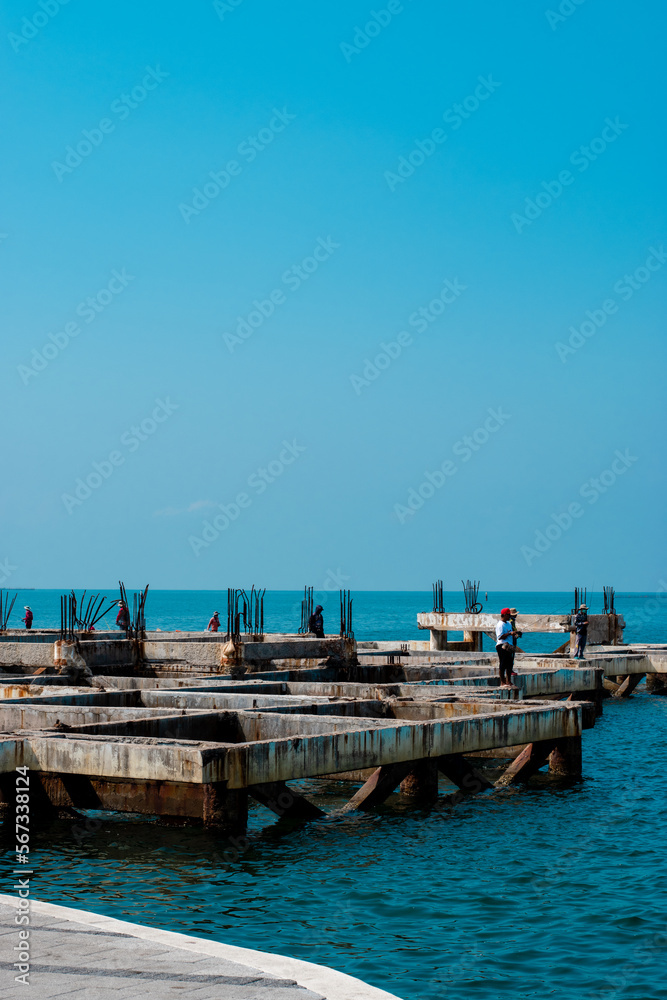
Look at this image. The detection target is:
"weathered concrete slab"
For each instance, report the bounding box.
[0,702,588,789]
[417,612,625,645]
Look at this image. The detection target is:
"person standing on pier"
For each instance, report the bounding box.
[495,608,518,687]
[573,604,588,659]
[207,611,221,632]
[308,604,325,638]
[116,601,130,631]
[22,606,33,630]
[509,608,523,652]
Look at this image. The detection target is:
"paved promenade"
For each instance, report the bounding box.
[0,896,402,1000]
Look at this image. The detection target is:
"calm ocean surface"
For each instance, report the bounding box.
[1,590,666,999]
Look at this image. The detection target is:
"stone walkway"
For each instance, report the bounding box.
[0,897,402,1000]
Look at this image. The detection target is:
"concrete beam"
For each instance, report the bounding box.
[437,754,494,793]
[612,673,644,698]
[495,741,556,786]
[248,781,325,820]
[0,702,587,790]
[417,612,625,645]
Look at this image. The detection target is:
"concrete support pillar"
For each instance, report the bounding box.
[571,689,604,716]
[430,629,447,651]
[463,631,484,652]
[400,759,439,802]
[0,772,59,823]
[202,782,248,833]
[548,736,582,778]
[646,673,667,696]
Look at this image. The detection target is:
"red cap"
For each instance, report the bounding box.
[500,607,511,615]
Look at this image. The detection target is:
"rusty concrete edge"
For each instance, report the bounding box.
[0,894,404,1000]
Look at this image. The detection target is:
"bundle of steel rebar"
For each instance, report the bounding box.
[298,586,314,633]
[573,587,588,613]
[432,580,444,613]
[462,579,482,613]
[133,585,149,636]
[67,591,117,632]
[226,587,265,639]
[0,591,17,631]
[339,589,353,638]
[59,593,76,639]
[603,586,615,614]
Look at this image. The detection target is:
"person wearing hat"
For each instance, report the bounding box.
[308,604,325,638]
[21,606,33,630]
[116,601,130,631]
[207,611,221,632]
[495,608,519,687]
[508,608,525,655]
[572,604,588,659]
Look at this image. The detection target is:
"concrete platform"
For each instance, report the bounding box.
[0,896,402,999]
[2,632,657,834]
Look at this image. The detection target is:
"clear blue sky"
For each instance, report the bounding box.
[1,0,665,592]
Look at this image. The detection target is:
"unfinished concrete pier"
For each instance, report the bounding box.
[0,617,662,835]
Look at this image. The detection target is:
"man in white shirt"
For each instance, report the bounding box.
[495,607,518,687]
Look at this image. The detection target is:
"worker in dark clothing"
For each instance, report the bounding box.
[509,608,524,650]
[573,604,588,659]
[22,607,33,630]
[207,612,221,632]
[116,602,130,630]
[308,604,325,638]
[495,607,519,687]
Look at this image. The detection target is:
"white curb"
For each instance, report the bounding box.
[0,894,404,1000]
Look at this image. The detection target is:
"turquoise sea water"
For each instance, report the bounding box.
[1,591,666,999]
